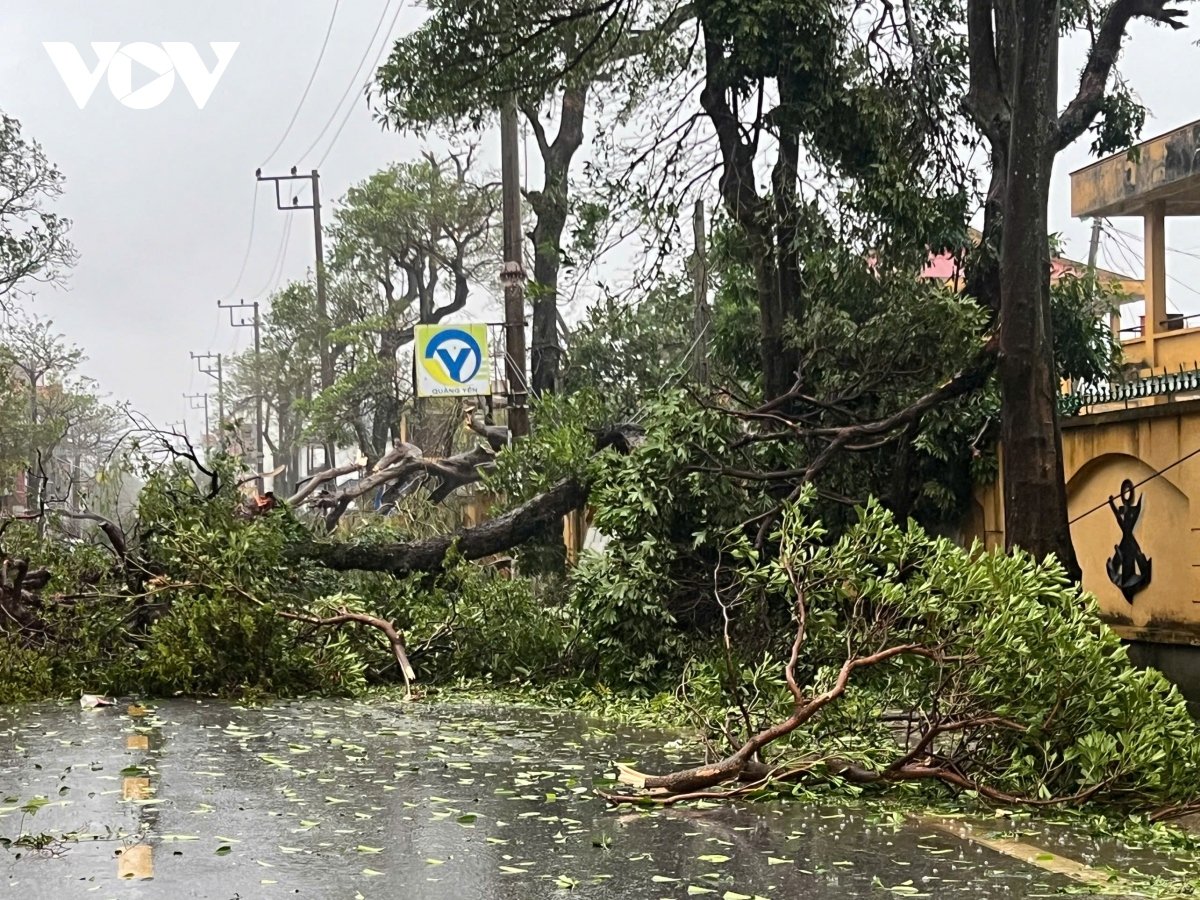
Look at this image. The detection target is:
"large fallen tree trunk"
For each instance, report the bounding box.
[295,477,590,576]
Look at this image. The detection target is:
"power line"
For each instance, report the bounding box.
[1102,224,1187,313]
[219,180,261,302]
[1108,223,1200,263]
[298,0,397,166]
[261,0,342,168]
[316,1,408,169]
[248,215,293,301]
[1069,443,1200,524]
[266,214,296,297]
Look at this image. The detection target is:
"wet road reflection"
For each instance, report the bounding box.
[0,699,1192,898]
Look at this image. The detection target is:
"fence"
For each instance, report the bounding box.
[1061,367,1200,416]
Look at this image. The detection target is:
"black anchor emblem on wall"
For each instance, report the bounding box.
[1106,478,1152,603]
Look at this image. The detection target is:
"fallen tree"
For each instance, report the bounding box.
[9,392,1200,819]
[287,442,498,530]
[598,493,1200,813]
[295,477,590,576]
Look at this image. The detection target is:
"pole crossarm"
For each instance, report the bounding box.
[255,168,317,211]
[219,299,258,328]
[190,351,225,435]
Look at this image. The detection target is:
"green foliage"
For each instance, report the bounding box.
[568,393,757,683]
[5,416,1200,813]
[0,111,76,304]
[1089,82,1148,157]
[0,444,584,701]
[0,518,129,703]
[0,313,124,504]
[1050,270,1124,384]
[562,283,693,417]
[571,470,1200,808]
[375,0,688,132]
[399,559,576,683]
[486,389,613,500]
[726,495,1200,807]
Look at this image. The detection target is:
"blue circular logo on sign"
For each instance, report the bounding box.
[424,328,483,384]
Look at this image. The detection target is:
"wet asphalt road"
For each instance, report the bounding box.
[0,699,1186,899]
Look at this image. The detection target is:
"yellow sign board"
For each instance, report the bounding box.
[414,323,492,398]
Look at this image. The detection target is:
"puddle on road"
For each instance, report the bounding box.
[0,699,1187,898]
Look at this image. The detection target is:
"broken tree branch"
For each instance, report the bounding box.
[56,510,128,560]
[279,605,417,698]
[1055,0,1188,151]
[614,642,939,797]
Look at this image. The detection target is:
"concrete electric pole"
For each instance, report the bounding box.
[500,97,530,439]
[256,166,333,468]
[220,299,266,492]
[191,352,224,433]
[185,392,211,440]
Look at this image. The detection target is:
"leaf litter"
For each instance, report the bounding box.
[0,698,1186,899]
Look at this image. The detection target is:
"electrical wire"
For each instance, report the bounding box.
[218,180,261,302]
[314,0,407,169]
[295,0,395,165]
[267,215,297,298]
[1102,224,1190,312]
[261,0,342,168]
[1069,443,1200,524]
[248,216,293,301]
[630,319,711,424]
[1109,223,1200,263]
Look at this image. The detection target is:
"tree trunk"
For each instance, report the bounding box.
[768,112,803,401]
[297,477,588,575]
[753,230,798,401]
[529,85,587,397]
[996,1,1080,578]
[698,29,799,402]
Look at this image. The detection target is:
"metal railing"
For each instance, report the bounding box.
[1061,367,1200,416]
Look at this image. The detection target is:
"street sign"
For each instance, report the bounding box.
[414,323,492,398]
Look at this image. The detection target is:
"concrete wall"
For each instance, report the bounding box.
[975,398,1200,645]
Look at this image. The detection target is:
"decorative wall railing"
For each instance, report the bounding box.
[1061,368,1200,416]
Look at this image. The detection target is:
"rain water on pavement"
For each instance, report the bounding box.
[0,699,1189,899]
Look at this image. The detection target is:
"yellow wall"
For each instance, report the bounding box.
[975,400,1200,644]
[1121,326,1200,374]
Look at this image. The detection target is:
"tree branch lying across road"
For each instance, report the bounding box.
[295,478,591,576]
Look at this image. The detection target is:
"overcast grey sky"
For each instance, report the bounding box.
[0,3,1198,435]
[0,1,437,436]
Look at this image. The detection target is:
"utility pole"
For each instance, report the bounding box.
[1086,218,1119,337]
[220,299,265,493]
[500,96,530,439]
[185,392,210,440]
[191,352,224,437]
[256,166,332,468]
[690,199,711,386]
